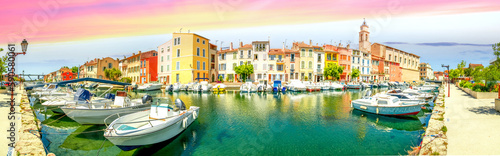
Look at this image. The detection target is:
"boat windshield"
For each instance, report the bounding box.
[392,98,400,103]
[377,100,388,105]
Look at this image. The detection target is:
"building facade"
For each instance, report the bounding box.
[139,50,158,84]
[208,43,218,82]
[419,63,434,80]
[157,39,172,84]
[171,33,210,84]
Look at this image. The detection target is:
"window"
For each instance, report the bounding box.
[240,61,243,66]
[301,49,305,56]
[263,64,267,70]
[197,38,200,43]
[308,61,312,69]
[233,52,237,59]
[197,48,200,56]
[203,49,206,57]
[167,65,170,71]
[388,54,391,60]
[176,74,179,82]
[161,56,164,62]
[270,55,275,60]
[291,64,295,69]
[197,61,200,70]
[277,65,283,71]
[161,66,164,72]
[203,62,206,70]
[177,49,180,57]
[197,73,200,78]
[108,63,112,68]
[167,55,170,60]
[233,63,237,70]
[309,49,313,57]
[161,48,164,53]
[203,40,205,44]
[269,65,274,70]
[176,62,180,70]
[178,37,181,45]
[301,61,305,69]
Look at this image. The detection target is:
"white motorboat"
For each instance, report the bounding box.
[137,83,163,91]
[256,80,272,92]
[378,83,389,88]
[361,82,371,88]
[193,81,212,92]
[346,82,362,89]
[288,80,306,92]
[60,89,152,124]
[212,84,226,92]
[103,99,199,150]
[320,82,330,90]
[331,82,344,90]
[351,92,422,116]
[402,89,435,100]
[240,82,257,93]
[385,90,426,105]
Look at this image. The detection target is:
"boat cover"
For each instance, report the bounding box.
[74,88,92,101]
[105,93,115,100]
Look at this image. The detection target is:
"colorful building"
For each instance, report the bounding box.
[323,44,339,80]
[59,67,75,81]
[267,48,287,81]
[292,41,316,81]
[208,43,218,82]
[139,50,158,84]
[217,43,238,82]
[125,52,141,83]
[171,33,210,84]
[157,39,172,84]
[251,41,270,82]
[419,63,434,80]
[337,44,352,82]
[285,45,300,80]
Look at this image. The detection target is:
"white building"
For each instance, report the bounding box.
[352,49,361,81]
[252,41,270,82]
[360,50,371,81]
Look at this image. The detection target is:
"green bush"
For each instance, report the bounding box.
[464,81,473,89]
[472,82,486,92]
[459,80,467,87]
[0,86,5,89]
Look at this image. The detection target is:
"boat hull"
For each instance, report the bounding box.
[61,104,151,124]
[104,108,199,147]
[351,102,421,116]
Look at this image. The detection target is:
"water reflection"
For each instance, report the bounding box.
[33,88,424,155]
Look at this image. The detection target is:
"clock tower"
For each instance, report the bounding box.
[359,18,371,52]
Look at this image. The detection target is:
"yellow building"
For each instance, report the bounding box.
[323,45,339,80]
[171,33,210,84]
[292,41,317,81]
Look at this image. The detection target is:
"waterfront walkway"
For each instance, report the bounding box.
[445,84,500,155]
[0,87,22,156]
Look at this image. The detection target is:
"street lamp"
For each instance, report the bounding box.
[442,64,450,97]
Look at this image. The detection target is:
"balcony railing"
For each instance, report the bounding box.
[276,59,284,63]
[290,59,295,62]
[317,69,322,73]
[240,55,244,59]
[247,55,252,59]
[290,69,295,73]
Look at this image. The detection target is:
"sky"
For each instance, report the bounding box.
[1,0,500,76]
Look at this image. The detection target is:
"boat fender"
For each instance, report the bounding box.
[193,111,197,120]
[182,117,188,128]
[376,107,379,114]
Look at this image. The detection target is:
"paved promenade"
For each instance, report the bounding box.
[445,84,500,155]
[0,87,22,156]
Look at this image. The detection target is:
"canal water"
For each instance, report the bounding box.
[32,88,426,155]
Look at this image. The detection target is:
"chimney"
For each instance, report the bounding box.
[282,42,285,51]
[309,40,312,45]
[347,44,350,49]
[230,42,233,50]
[133,53,135,56]
[219,47,222,51]
[138,51,142,54]
[239,42,243,47]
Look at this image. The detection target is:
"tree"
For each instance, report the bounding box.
[218,75,224,82]
[323,63,344,81]
[71,66,79,73]
[0,48,6,80]
[448,69,460,80]
[234,62,254,82]
[104,68,122,81]
[350,68,360,81]
[457,60,466,77]
[120,77,132,83]
[493,42,500,60]
[61,66,69,69]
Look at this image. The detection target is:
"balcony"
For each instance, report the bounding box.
[276,59,285,64]
[290,69,295,73]
[290,59,295,62]
[240,55,244,59]
[247,55,252,59]
[317,59,322,62]
[317,69,322,73]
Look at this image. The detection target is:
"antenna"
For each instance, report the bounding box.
[179,28,182,33]
[188,29,190,33]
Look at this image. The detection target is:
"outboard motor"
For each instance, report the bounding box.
[142,95,153,104]
[198,85,202,92]
[175,98,186,110]
[257,86,262,92]
[74,88,92,101]
[169,84,174,92]
[282,86,287,92]
[104,93,116,101]
[365,90,372,98]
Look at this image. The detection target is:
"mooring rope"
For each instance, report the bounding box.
[29,129,106,135]
[44,114,66,125]
[96,137,107,156]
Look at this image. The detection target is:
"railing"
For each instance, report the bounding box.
[290,59,295,62]
[276,59,284,63]
[240,55,244,59]
[290,69,295,73]
[248,55,252,59]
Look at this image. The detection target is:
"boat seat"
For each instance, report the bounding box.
[117,124,138,131]
[149,104,173,120]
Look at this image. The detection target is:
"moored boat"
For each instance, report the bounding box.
[351,93,422,116]
[103,99,199,150]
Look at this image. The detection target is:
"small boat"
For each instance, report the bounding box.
[288,80,306,92]
[422,82,439,90]
[331,82,344,90]
[165,84,174,92]
[385,90,427,105]
[256,80,272,92]
[172,83,183,92]
[346,82,362,89]
[137,83,163,91]
[240,82,257,93]
[103,99,199,150]
[272,80,286,92]
[186,82,197,91]
[212,84,226,92]
[320,82,330,90]
[402,89,434,100]
[193,81,212,92]
[351,91,422,116]
[32,83,58,92]
[361,82,371,89]
[60,89,152,124]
